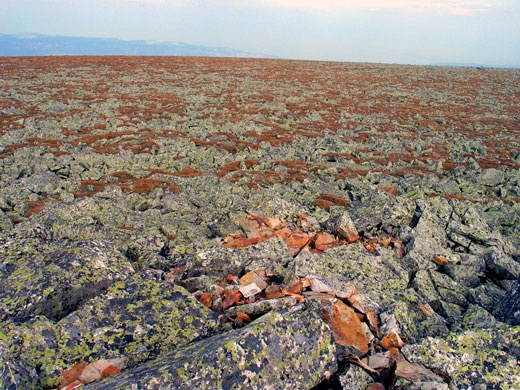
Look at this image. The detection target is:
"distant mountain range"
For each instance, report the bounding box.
[431,62,520,69]
[0,33,272,58]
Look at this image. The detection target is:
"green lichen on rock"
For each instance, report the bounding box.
[57,272,220,368]
[0,241,133,323]
[92,302,337,389]
[402,326,520,389]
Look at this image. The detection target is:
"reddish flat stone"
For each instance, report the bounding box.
[322,300,369,355]
[314,232,340,251]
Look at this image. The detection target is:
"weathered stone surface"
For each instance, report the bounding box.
[402,327,520,389]
[0,210,13,231]
[403,198,452,272]
[0,273,219,388]
[0,341,40,389]
[495,277,520,325]
[0,241,133,322]
[337,363,374,390]
[295,244,409,310]
[90,302,337,389]
[484,247,520,280]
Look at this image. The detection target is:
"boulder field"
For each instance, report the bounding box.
[0,57,519,389]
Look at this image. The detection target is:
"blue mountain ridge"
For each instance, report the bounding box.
[0,33,273,58]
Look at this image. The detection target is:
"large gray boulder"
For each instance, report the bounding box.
[90,302,337,389]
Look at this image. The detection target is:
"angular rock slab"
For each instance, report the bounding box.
[1,273,220,388]
[58,273,220,367]
[92,302,337,389]
[402,327,520,389]
[0,241,134,322]
[0,341,39,390]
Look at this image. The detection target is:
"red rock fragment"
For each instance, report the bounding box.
[264,217,285,230]
[222,289,243,310]
[283,279,303,295]
[198,293,213,309]
[394,360,444,382]
[274,227,293,241]
[432,255,449,265]
[60,361,88,388]
[363,242,376,254]
[166,265,186,282]
[222,234,262,248]
[78,359,123,384]
[282,291,305,302]
[345,355,378,374]
[313,232,341,251]
[226,273,239,284]
[381,331,405,350]
[284,231,313,256]
[101,365,121,378]
[366,384,385,390]
[61,379,83,390]
[239,271,268,290]
[334,214,360,243]
[338,283,366,313]
[265,285,285,299]
[236,311,252,323]
[366,310,380,338]
[322,300,369,355]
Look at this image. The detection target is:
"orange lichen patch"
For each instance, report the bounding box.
[69,130,137,146]
[246,126,295,147]
[127,177,179,194]
[0,137,66,158]
[192,132,256,153]
[334,168,369,180]
[436,193,480,204]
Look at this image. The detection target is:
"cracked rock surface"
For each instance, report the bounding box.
[0,57,519,389]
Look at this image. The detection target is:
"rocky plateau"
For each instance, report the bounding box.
[0,56,519,389]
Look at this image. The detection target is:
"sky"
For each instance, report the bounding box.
[1,0,519,66]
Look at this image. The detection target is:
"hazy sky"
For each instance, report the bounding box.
[1,0,519,65]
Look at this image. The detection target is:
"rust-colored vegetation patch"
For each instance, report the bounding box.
[313,193,350,211]
[24,198,60,218]
[74,171,179,198]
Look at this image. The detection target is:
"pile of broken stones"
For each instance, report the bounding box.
[1,184,519,389]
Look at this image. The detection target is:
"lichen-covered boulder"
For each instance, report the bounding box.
[402,326,520,389]
[0,241,134,323]
[0,341,39,390]
[90,302,337,389]
[0,272,220,389]
[495,277,520,325]
[58,272,220,367]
